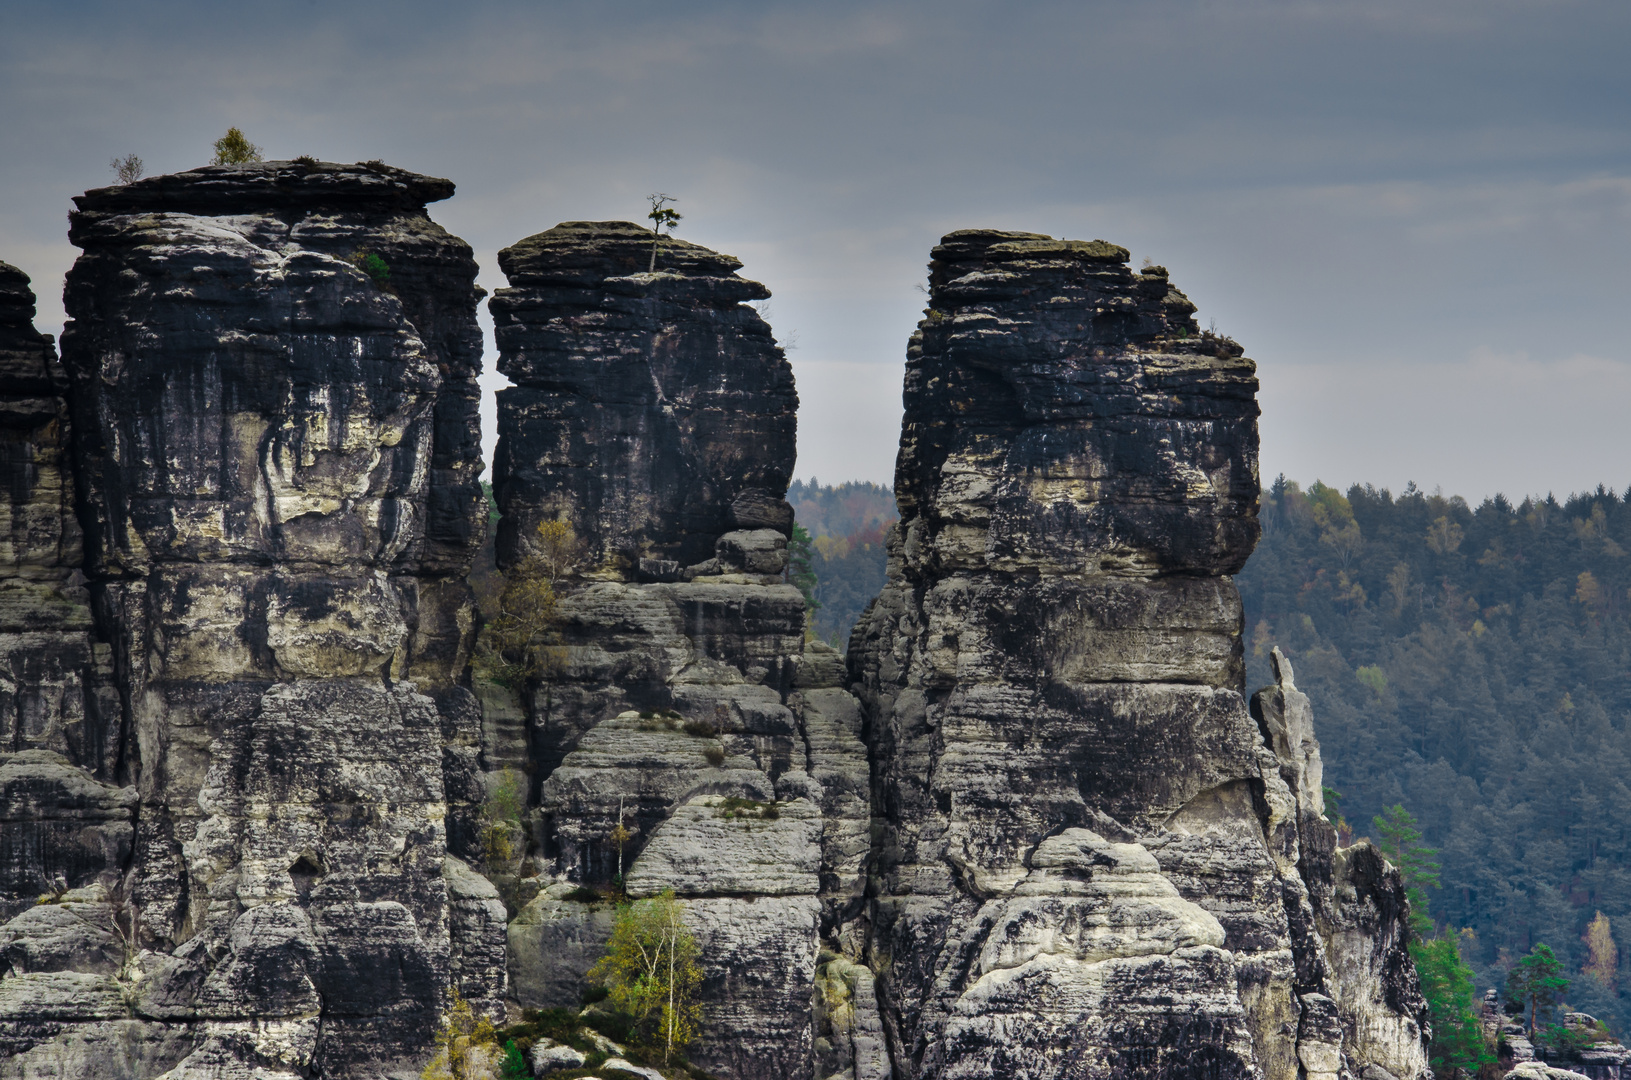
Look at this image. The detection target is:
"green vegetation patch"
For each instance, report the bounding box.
[716,796,778,820]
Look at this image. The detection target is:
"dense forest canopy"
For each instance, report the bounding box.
[787,480,897,645]
[1240,478,1631,1031]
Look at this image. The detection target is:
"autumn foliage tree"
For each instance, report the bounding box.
[589,890,703,1062]
[473,519,575,688]
[1584,911,1618,993]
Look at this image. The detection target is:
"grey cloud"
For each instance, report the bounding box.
[2,0,1628,494]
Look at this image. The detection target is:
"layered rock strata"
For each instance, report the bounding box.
[0,263,130,926]
[848,231,1428,1080]
[489,223,871,1079]
[0,160,501,1079]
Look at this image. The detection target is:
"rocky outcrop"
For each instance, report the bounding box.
[1490,1002,1631,1080]
[489,222,875,1079]
[0,160,500,1079]
[490,220,797,578]
[848,231,1428,1080]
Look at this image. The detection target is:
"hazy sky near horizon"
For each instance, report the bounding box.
[3,0,1629,502]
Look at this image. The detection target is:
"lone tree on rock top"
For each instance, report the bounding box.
[212,127,263,165]
[1507,943,1569,1038]
[647,193,681,272]
[109,154,144,185]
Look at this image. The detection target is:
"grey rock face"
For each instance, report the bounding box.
[0,161,501,1078]
[849,231,1428,1080]
[489,219,797,575]
[0,203,1435,1078]
[490,223,871,1080]
[0,263,121,873]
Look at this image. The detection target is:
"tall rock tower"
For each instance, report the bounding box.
[490,222,877,1079]
[0,161,504,1079]
[850,231,1428,1080]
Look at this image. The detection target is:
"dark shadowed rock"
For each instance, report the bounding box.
[490,220,797,574]
[490,223,868,1080]
[0,264,117,773]
[0,265,126,921]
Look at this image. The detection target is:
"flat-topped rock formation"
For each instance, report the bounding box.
[848,230,1428,1080]
[490,222,872,1080]
[0,160,501,1080]
[491,219,797,577]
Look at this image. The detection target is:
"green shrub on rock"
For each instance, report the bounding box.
[210,127,263,165]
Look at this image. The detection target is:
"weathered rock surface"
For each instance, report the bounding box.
[0,264,124,906]
[848,231,1428,1080]
[490,220,796,576]
[0,202,1437,1079]
[490,223,876,1079]
[0,160,500,1079]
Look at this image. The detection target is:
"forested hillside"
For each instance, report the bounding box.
[787,479,897,644]
[1240,478,1631,1031]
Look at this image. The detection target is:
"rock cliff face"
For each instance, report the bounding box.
[0,161,502,1079]
[489,223,878,1079]
[0,262,127,923]
[847,231,1428,1080]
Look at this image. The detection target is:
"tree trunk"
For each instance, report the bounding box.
[666,921,676,1060]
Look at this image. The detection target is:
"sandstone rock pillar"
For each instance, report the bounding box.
[42,160,498,1078]
[0,263,132,927]
[850,230,1428,1080]
[490,222,872,1079]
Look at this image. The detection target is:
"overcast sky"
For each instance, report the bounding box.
[3,0,1629,501]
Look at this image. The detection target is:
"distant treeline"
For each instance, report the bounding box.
[787,479,897,646]
[1240,478,1631,1031]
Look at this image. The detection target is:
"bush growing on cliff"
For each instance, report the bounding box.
[481,768,527,869]
[348,250,391,287]
[109,154,143,185]
[589,890,703,1062]
[421,989,500,1080]
[646,193,681,272]
[472,519,575,688]
[211,127,263,165]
